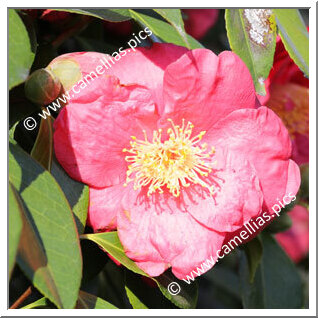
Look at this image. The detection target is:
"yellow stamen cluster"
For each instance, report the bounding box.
[122,119,216,197]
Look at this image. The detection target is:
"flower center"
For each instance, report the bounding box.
[122,119,216,197]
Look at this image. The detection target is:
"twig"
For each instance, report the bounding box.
[10,286,33,309]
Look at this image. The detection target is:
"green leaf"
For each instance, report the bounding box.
[22,292,117,309]
[155,271,198,309]
[204,266,241,300]
[9,141,82,308]
[273,9,309,76]
[55,9,131,22]
[51,158,89,235]
[125,285,148,309]
[21,297,55,309]
[239,233,302,308]
[225,9,277,95]
[154,9,190,49]
[124,270,177,309]
[9,183,23,277]
[241,236,263,283]
[9,9,35,89]
[81,232,198,308]
[76,291,118,309]
[81,232,145,276]
[129,10,203,49]
[30,117,53,171]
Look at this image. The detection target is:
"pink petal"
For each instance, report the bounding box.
[54,75,158,188]
[49,43,188,111]
[87,184,126,232]
[161,49,257,133]
[117,185,225,279]
[206,106,301,210]
[185,149,263,232]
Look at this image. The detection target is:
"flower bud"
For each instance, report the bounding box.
[46,58,81,91]
[24,68,62,105]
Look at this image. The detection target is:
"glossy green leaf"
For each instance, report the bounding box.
[9,141,82,308]
[9,9,35,89]
[81,232,146,276]
[155,270,198,309]
[129,10,203,49]
[9,182,23,277]
[125,286,148,309]
[154,9,190,49]
[124,270,177,309]
[76,291,117,309]
[239,233,302,308]
[21,297,55,309]
[273,9,309,76]
[30,117,53,171]
[241,236,263,283]
[81,231,198,308]
[55,9,131,22]
[51,158,89,235]
[225,9,277,95]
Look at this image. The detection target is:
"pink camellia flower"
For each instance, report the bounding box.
[183,9,219,39]
[52,43,300,279]
[258,35,309,165]
[276,205,309,263]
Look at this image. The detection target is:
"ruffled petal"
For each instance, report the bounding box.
[117,185,225,279]
[54,75,158,188]
[160,49,257,133]
[206,106,300,210]
[49,43,188,110]
[184,149,263,232]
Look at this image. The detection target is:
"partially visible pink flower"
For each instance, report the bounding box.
[40,9,71,22]
[258,35,309,165]
[276,205,309,262]
[52,43,300,280]
[183,9,219,39]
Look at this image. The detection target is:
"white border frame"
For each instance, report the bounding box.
[3,1,316,316]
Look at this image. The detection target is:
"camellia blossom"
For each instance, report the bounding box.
[53,43,300,279]
[183,9,219,40]
[258,36,309,165]
[276,205,309,263]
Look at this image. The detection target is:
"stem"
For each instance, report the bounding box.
[10,286,32,309]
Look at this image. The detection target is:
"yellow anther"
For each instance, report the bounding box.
[122,119,216,197]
